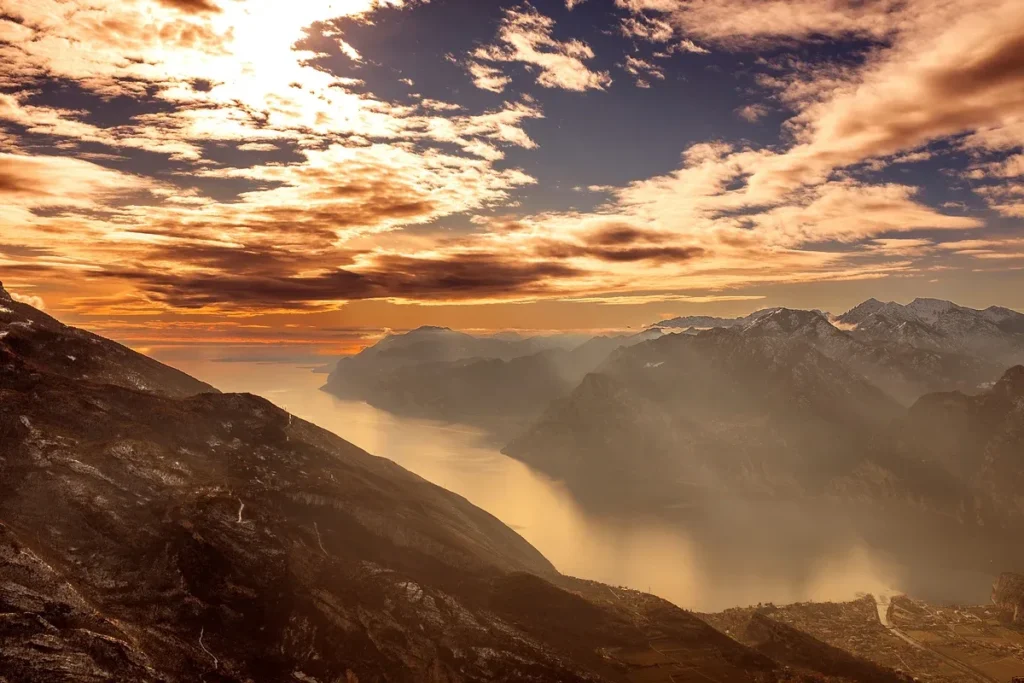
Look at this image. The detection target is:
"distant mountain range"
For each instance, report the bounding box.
[658,297,1024,370]
[323,297,1024,537]
[506,302,1024,533]
[4,281,915,682]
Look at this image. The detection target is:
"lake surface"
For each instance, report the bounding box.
[171,359,995,612]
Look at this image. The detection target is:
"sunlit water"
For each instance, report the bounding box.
[171,360,995,612]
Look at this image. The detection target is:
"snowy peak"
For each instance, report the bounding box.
[0,281,11,304]
[654,307,787,330]
[652,313,745,329]
[741,307,832,335]
[905,298,959,322]
[837,298,886,325]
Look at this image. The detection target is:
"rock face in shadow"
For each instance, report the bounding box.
[880,365,1024,528]
[2,295,890,682]
[992,573,1024,623]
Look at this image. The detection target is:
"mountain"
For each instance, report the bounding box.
[653,313,750,329]
[324,328,660,438]
[0,281,214,398]
[836,297,1024,362]
[506,304,1024,531]
[5,292,895,682]
[505,321,903,503]
[659,298,1023,403]
[333,325,578,369]
[739,308,999,404]
[652,307,792,330]
[878,365,1024,527]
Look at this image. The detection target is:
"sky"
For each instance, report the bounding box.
[1,0,1023,360]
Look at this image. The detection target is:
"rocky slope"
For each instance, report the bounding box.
[0,282,214,398]
[1,290,903,682]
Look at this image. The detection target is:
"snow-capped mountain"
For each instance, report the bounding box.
[836,297,1024,361]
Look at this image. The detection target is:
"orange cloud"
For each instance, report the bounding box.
[471,5,612,92]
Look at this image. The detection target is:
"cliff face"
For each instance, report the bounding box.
[993,573,1024,623]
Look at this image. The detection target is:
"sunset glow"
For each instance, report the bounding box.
[1,0,1022,358]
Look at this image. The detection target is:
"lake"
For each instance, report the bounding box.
[170,359,995,612]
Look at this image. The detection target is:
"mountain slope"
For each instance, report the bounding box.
[0,281,214,398]
[880,365,1024,527]
[505,323,903,502]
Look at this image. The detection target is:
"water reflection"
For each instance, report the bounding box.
[171,360,990,612]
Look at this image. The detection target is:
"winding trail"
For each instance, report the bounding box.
[871,593,997,683]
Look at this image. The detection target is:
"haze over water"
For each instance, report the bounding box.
[173,359,994,613]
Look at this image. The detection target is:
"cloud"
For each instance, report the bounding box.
[0,153,154,208]
[974,182,1024,217]
[741,1,1024,199]
[1,0,1021,321]
[467,61,512,93]
[736,103,769,122]
[9,290,46,310]
[97,252,584,310]
[472,5,612,92]
[155,0,221,14]
[615,0,907,46]
[674,39,710,54]
[620,14,675,43]
[623,56,666,88]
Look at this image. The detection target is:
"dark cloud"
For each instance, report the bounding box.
[145,242,360,273]
[155,0,221,14]
[0,169,39,196]
[538,241,706,264]
[94,252,582,309]
[589,224,668,246]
